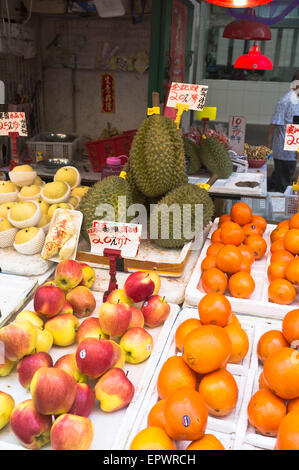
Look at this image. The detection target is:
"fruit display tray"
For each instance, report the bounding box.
[0,293,180,450]
[185,218,298,320]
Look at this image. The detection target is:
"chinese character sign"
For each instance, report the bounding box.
[0,112,28,136]
[166,82,209,111]
[228,116,246,154]
[88,221,141,258]
[101,73,115,114]
[284,124,299,151]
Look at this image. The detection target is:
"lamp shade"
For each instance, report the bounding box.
[204,1,273,7]
[223,19,271,40]
[234,45,273,69]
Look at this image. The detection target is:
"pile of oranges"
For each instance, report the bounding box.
[247,308,299,449]
[200,202,267,300]
[130,293,249,450]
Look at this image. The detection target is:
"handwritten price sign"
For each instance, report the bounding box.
[88,221,142,258]
[166,82,208,111]
[229,116,246,154]
[0,112,28,136]
[284,124,299,151]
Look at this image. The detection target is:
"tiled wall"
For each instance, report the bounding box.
[199,80,291,125]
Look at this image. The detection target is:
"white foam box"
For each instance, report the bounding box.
[0,293,180,450]
[185,218,299,320]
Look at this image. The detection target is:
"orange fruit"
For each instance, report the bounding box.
[242,223,263,237]
[257,330,289,364]
[220,222,245,246]
[230,202,252,226]
[224,324,249,363]
[268,279,296,305]
[147,400,166,429]
[186,434,225,450]
[285,258,299,285]
[182,325,232,374]
[206,243,224,257]
[289,213,299,229]
[270,225,289,243]
[227,313,241,327]
[201,255,217,272]
[271,250,294,265]
[284,229,299,255]
[201,268,228,295]
[277,220,290,229]
[216,244,242,274]
[247,389,287,437]
[238,244,255,265]
[287,397,299,413]
[211,228,223,244]
[130,426,175,450]
[219,214,231,226]
[259,370,270,390]
[244,235,267,260]
[263,347,299,399]
[275,410,299,450]
[164,388,208,441]
[270,239,285,253]
[175,318,202,352]
[267,261,288,282]
[198,368,238,417]
[282,309,299,346]
[228,271,255,299]
[251,215,267,234]
[198,292,232,327]
[157,356,197,400]
[238,257,252,273]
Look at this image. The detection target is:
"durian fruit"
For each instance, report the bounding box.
[123,162,147,206]
[129,115,188,198]
[183,136,202,175]
[199,137,233,180]
[78,176,133,241]
[150,183,214,249]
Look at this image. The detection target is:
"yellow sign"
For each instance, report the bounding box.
[198,183,210,191]
[196,107,217,121]
[119,171,127,180]
[147,107,160,116]
[175,103,189,129]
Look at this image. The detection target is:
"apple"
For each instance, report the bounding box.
[107,289,134,306]
[77,317,108,344]
[0,357,15,376]
[30,367,77,415]
[0,391,15,430]
[98,302,132,337]
[35,327,53,353]
[109,340,126,369]
[120,327,153,364]
[15,310,44,329]
[124,271,155,303]
[33,285,65,320]
[79,263,96,289]
[54,353,87,383]
[55,259,83,292]
[128,306,144,329]
[75,338,114,379]
[60,300,73,315]
[148,271,161,295]
[68,383,95,417]
[141,295,170,328]
[45,313,79,347]
[66,286,96,318]
[95,368,135,413]
[0,320,37,361]
[17,352,53,389]
[50,414,94,450]
[10,399,52,450]
[43,279,56,287]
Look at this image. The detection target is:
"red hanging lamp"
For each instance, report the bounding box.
[204,1,273,7]
[223,9,271,40]
[234,44,273,69]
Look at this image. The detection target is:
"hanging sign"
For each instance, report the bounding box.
[284,124,299,151]
[228,115,246,154]
[0,112,27,136]
[196,107,217,121]
[88,220,142,257]
[101,73,115,113]
[166,82,208,111]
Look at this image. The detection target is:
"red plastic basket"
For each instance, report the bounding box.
[85,130,137,172]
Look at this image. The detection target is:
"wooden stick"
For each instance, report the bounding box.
[152,92,160,107]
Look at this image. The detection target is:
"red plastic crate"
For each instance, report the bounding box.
[85,130,137,172]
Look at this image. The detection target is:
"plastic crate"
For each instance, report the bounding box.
[284,186,299,216]
[26,132,82,165]
[85,129,137,172]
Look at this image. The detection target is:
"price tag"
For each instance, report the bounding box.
[284,124,299,151]
[228,116,246,154]
[166,82,208,111]
[88,221,142,258]
[196,107,217,121]
[0,112,27,136]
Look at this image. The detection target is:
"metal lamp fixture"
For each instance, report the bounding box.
[234,44,273,69]
[223,8,272,40]
[204,0,273,7]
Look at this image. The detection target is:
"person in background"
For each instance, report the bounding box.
[267,71,299,193]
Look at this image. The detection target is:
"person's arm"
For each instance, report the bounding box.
[267,123,277,149]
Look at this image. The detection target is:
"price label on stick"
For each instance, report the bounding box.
[88,221,142,258]
[0,112,27,136]
[166,82,208,111]
[229,116,246,154]
[284,124,299,151]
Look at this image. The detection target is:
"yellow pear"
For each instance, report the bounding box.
[71,186,90,198]
[15,310,44,329]
[0,217,14,232]
[9,202,37,222]
[19,184,41,199]
[54,167,80,189]
[0,202,17,218]
[36,198,49,215]
[35,328,53,353]
[34,176,44,187]
[0,181,17,193]
[43,181,69,200]
[68,195,80,209]
[11,164,34,172]
[37,214,51,228]
[48,203,72,219]
[14,226,40,244]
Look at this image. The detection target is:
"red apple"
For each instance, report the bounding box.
[0,320,37,361]
[17,352,53,389]
[124,271,155,302]
[109,340,125,369]
[98,302,132,337]
[60,300,73,315]
[79,263,96,289]
[30,367,77,415]
[107,289,133,306]
[55,259,83,292]
[54,353,87,383]
[51,414,94,450]
[128,306,144,329]
[141,295,171,328]
[77,317,107,344]
[148,271,161,295]
[94,368,135,412]
[75,338,114,379]
[66,286,96,318]
[10,399,52,450]
[33,285,65,320]
[68,383,95,417]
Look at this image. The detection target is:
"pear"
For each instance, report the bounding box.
[68,195,80,209]
[0,201,17,218]
[36,198,49,215]
[10,164,34,173]
[54,166,81,190]
[34,176,44,187]
[71,186,90,199]
[0,217,14,232]
[42,181,70,202]
[37,214,51,228]
[14,227,41,244]
[0,216,18,247]
[0,181,18,193]
[48,203,72,219]
[18,184,41,200]
[9,202,38,222]
[14,227,45,255]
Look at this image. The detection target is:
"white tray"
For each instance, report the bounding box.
[0,274,38,327]
[185,218,297,320]
[0,293,180,450]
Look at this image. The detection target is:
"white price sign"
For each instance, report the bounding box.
[166,82,208,111]
[0,112,27,136]
[284,124,299,151]
[88,221,142,258]
[229,116,246,154]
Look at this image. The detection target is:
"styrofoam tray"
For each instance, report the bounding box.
[0,292,180,450]
[0,274,38,327]
[185,218,297,320]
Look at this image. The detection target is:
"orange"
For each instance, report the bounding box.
[263,347,299,399]
[238,257,252,273]
[147,400,166,429]
[228,271,255,299]
[238,244,255,265]
[284,229,299,255]
[206,243,224,257]
[182,325,232,374]
[219,214,231,226]
[164,388,208,441]
[251,215,267,234]
[244,235,267,260]
[259,370,270,391]
[198,368,238,417]
[268,279,296,305]
[242,223,263,237]
[130,426,175,450]
[247,389,287,437]
[257,330,289,364]
[198,292,232,327]
[201,268,228,295]
[287,397,299,413]
[230,202,252,226]
[201,255,217,272]
[157,356,197,400]
[282,309,299,346]
[186,434,225,450]
[267,261,288,282]
[175,318,202,352]
[220,222,245,246]
[275,410,299,450]
[270,225,289,244]
[270,239,285,253]
[277,220,290,229]
[289,212,299,229]
[211,228,222,244]
[227,313,241,327]
[285,258,299,285]
[216,244,242,274]
[224,324,249,363]
[270,250,294,265]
